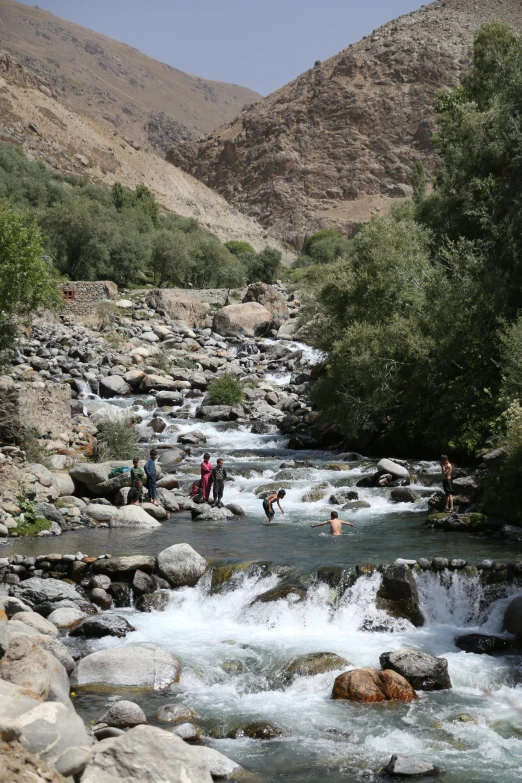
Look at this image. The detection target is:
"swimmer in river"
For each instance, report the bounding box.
[311,511,354,536]
[262,489,286,523]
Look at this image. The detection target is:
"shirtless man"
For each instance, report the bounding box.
[311,511,354,536]
[262,489,285,523]
[441,454,454,513]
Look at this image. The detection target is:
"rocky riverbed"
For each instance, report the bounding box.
[1,283,522,782]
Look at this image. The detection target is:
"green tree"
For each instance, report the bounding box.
[247,246,282,283]
[224,240,256,257]
[411,162,426,202]
[150,229,191,286]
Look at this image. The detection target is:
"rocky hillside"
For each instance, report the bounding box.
[167,0,522,247]
[0,51,284,252]
[0,0,260,152]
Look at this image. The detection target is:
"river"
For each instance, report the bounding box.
[2,353,522,782]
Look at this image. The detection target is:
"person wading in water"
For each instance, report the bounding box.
[311,511,354,536]
[262,489,285,523]
[441,454,454,513]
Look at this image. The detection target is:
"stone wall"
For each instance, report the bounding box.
[0,379,71,444]
[57,281,118,318]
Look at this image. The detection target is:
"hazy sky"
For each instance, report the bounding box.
[19,0,424,95]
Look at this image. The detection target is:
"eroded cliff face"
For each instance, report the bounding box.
[167,0,522,247]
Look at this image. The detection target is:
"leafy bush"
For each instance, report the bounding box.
[207,374,245,406]
[95,416,142,462]
[97,300,119,328]
[16,517,52,536]
[225,240,256,257]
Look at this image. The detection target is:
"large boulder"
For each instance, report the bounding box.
[157,543,207,586]
[15,701,91,778]
[382,754,442,778]
[92,555,155,575]
[110,506,162,529]
[243,282,289,322]
[503,596,522,639]
[70,614,136,639]
[85,503,118,522]
[100,700,147,729]
[81,724,212,783]
[376,565,424,627]
[71,644,181,691]
[10,578,82,609]
[52,472,75,497]
[194,746,243,779]
[146,289,210,328]
[332,668,417,703]
[11,611,58,638]
[99,376,131,397]
[379,649,451,691]
[0,633,71,705]
[70,462,131,493]
[376,458,410,480]
[455,633,513,655]
[212,302,272,338]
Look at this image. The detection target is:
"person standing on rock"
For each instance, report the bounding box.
[311,511,354,536]
[441,454,454,514]
[263,489,286,523]
[200,453,213,503]
[144,449,159,506]
[211,459,228,508]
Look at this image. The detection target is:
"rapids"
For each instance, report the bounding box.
[3,364,522,781]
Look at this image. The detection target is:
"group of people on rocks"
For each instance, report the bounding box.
[190,453,229,508]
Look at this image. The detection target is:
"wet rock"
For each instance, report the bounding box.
[133,569,157,595]
[157,543,207,587]
[81,724,212,783]
[252,583,306,604]
[85,503,118,522]
[99,376,131,397]
[332,668,417,703]
[330,489,359,505]
[432,557,449,571]
[10,577,82,608]
[390,487,417,503]
[178,430,207,445]
[281,652,350,682]
[379,649,451,691]
[90,587,112,610]
[342,500,371,511]
[225,503,245,517]
[383,754,442,777]
[100,700,147,728]
[93,555,155,575]
[227,721,284,739]
[109,581,133,607]
[503,596,522,639]
[455,633,514,655]
[301,484,328,502]
[172,722,201,743]
[70,614,136,638]
[71,645,181,691]
[135,591,169,612]
[142,502,168,520]
[376,564,424,627]
[192,505,234,521]
[154,704,197,724]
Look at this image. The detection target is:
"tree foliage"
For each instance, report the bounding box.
[309,23,522,457]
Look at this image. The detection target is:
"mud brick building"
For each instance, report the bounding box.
[57,281,118,317]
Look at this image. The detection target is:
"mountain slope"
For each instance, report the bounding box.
[0,0,260,153]
[167,0,522,247]
[0,51,283,254]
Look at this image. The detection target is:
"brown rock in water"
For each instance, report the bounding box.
[332,667,417,703]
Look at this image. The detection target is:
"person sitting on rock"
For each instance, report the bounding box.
[127,487,141,505]
[211,459,228,508]
[190,480,204,504]
[263,489,285,523]
[441,454,454,514]
[311,510,354,536]
[144,449,159,506]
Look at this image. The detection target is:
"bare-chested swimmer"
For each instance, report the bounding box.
[311,511,354,536]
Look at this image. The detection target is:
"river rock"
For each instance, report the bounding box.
[70,614,136,638]
[192,505,234,521]
[377,459,410,480]
[157,475,180,490]
[390,487,417,503]
[146,289,210,327]
[342,500,371,511]
[227,721,284,739]
[172,722,201,743]
[81,724,212,783]
[71,644,181,691]
[225,503,245,517]
[178,430,207,445]
[70,462,123,492]
[136,591,170,612]
[0,634,68,702]
[154,704,197,724]
[133,569,157,594]
[90,588,112,610]
[10,577,82,608]
[85,503,118,522]
[100,700,147,728]
[503,596,522,638]
[455,633,514,655]
[253,583,307,604]
[12,611,59,638]
[332,668,417,703]
[110,505,162,528]
[213,302,272,338]
[379,649,451,691]
[46,606,90,630]
[142,502,168,520]
[99,376,131,397]
[383,754,441,777]
[376,564,424,627]
[93,555,156,575]
[53,472,75,497]
[243,282,288,322]
[330,489,359,504]
[281,652,350,682]
[0,596,32,617]
[157,543,207,586]
[194,745,243,779]
[16,701,91,778]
